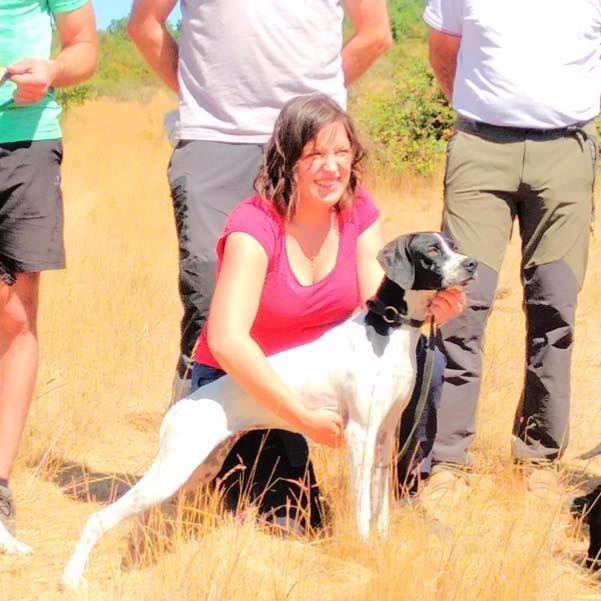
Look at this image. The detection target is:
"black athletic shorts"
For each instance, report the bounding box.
[0,139,65,285]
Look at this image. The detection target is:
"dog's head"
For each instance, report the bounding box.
[377,232,477,291]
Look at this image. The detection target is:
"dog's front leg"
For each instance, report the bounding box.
[373,428,396,536]
[346,420,376,540]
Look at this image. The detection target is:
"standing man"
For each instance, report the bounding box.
[423,0,600,488]
[128,0,391,532]
[0,0,97,549]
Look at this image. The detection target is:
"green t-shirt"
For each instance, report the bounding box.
[0,0,89,143]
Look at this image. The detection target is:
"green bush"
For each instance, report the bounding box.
[92,22,162,99]
[53,18,167,106]
[389,0,427,41]
[56,83,94,112]
[354,53,453,175]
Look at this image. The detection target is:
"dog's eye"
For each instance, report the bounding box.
[426,247,440,257]
[443,237,458,251]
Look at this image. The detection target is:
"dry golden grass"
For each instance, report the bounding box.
[2,94,601,600]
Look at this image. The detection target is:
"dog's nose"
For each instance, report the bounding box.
[462,258,477,274]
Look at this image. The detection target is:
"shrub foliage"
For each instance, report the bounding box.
[389,0,427,41]
[56,18,171,110]
[351,46,454,175]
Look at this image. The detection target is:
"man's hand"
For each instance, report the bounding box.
[301,408,345,448]
[7,59,60,104]
[429,287,466,325]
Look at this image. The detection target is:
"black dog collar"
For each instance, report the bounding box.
[366,297,424,329]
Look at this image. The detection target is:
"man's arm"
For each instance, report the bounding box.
[128,0,179,94]
[342,0,392,86]
[8,3,97,105]
[428,28,461,102]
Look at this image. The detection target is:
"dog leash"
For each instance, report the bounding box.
[396,315,437,463]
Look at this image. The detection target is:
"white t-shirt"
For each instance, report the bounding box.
[423,0,601,128]
[176,0,346,143]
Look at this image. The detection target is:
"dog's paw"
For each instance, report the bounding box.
[60,568,88,592]
[60,553,92,592]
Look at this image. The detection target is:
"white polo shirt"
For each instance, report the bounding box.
[177,0,346,143]
[424,0,601,128]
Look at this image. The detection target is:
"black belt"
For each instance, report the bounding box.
[456,115,593,146]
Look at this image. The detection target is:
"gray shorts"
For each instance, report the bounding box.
[0,140,65,285]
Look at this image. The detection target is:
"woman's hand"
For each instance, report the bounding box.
[300,408,345,448]
[429,287,467,325]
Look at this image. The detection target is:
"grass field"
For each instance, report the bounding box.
[1,94,601,600]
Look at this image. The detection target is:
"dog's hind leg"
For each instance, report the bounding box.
[61,399,235,590]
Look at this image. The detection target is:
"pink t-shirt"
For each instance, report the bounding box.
[195,188,380,368]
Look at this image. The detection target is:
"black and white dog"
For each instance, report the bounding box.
[58,232,476,589]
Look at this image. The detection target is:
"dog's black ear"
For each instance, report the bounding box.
[377,235,415,290]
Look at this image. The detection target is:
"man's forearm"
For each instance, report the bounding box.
[51,4,97,88]
[342,0,392,86]
[430,51,456,101]
[128,19,179,94]
[342,30,392,87]
[428,29,461,102]
[52,42,97,87]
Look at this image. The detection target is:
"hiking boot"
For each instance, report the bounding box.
[419,464,470,522]
[527,468,561,496]
[515,461,570,507]
[422,464,470,496]
[0,484,16,537]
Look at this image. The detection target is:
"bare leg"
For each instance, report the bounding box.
[0,274,39,479]
[0,273,39,555]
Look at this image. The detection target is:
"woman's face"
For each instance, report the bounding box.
[295,120,352,209]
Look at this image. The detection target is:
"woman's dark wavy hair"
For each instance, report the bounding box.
[254,93,366,220]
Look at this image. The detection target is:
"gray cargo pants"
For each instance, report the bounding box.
[433,118,598,465]
[167,140,264,394]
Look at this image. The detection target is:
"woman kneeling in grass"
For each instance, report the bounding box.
[190,93,464,534]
